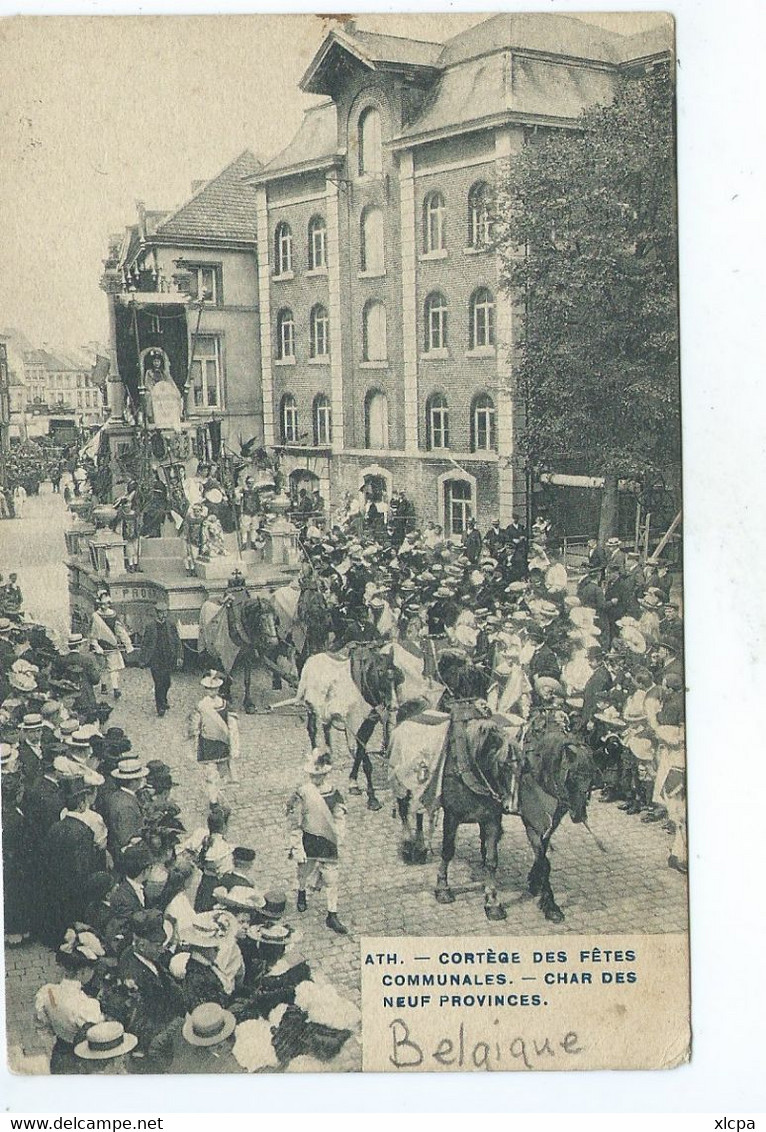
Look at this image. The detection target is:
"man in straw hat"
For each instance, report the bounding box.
[160,1002,241,1074]
[104,757,149,860]
[74,1020,138,1074]
[287,749,349,935]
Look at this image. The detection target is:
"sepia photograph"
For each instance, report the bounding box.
[0,9,687,1079]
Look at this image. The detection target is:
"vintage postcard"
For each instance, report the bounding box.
[0,11,687,1076]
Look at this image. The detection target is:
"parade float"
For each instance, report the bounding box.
[65,287,300,648]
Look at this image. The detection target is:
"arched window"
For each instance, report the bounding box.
[426,393,450,450]
[362,299,387,362]
[467,181,493,248]
[358,107,383,176]
[276,308,295,359]
[360,206,385,274]
[309,304,330,358]
[313,394,332,445]
[274,222,293,276]
[471,393,496,452]
[424,292,448,352]
[308,216,327,271]
[444,478,473,537]
[364,389,389,449]
[423,191,446,254]
[469,287,495,349]
[281,394,298,444]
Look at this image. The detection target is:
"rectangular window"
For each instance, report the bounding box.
[190,335,223,409]
[187,265,222,305]
[315,402,331,445]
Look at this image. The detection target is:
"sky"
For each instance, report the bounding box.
[0,8,668,353]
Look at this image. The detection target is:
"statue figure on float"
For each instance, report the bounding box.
[140,348,183,429]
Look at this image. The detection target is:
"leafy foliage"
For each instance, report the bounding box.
[495,67,680,486]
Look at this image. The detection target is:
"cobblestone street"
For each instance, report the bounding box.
[3,493,688,1071]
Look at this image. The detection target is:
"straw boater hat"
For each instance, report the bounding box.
[111,757,149,781]
[182,1003,237,1048]
[65,730,93,752]
[1,744,18,775]
[58,719,80,737]
[67,633,84,649]
[20,713,44,731]
[75,1021,138,1061]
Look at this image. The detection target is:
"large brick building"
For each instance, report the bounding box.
[245,14,671,535]
[102,14,670,534]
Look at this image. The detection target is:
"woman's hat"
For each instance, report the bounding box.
[201,671,224,690]
[182,1003,237,1048]
[594,705,627,729]
[111,758,149,781]
[54,755,104,787]
[75,1021,138,1061]
[260,889,287,921]
[213,885,265,913]
[58,925,105,965]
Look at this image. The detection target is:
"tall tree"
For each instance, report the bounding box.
[495,66,680,541]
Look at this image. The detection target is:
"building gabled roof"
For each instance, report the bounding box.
[152,150,262,246]
[301,26,441,95]
[253,101,340,181]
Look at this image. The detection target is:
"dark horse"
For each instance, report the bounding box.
[221,594,286,713]
[431,716,597,922]
[517,722,598,921]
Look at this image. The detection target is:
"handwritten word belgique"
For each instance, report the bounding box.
[389,1018,583,1070]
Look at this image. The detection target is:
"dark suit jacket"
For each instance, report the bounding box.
[529,645,562,682]
[582,665,614,723]
[140,620,181,672]
[41,814,106,945]
[105,787,144,858]
[103,879,144,954]
[24,774,65,844]
[117,948,185,1058]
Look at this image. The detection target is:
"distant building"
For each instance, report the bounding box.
[101,151,263,453]
[22,348,104,429]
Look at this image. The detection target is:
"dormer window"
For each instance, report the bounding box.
[358,106,383,176]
